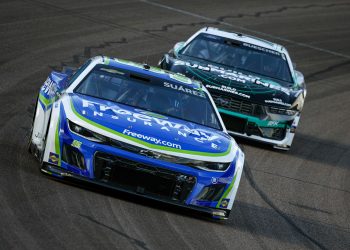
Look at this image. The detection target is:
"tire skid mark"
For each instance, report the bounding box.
[250,167,350,195]
[22,0,166,40]
[144,2,350,34]
[142,2,350,34]
[144,21,218,34]
[50,38,128,71]
[305,60,350,82]
[0,142,65,249]
[78,214,150,250]
[164,213,197,250]
[140,0,350,60]
[288,202,332,215]
[244,162,328,250]
[217,2,350,21]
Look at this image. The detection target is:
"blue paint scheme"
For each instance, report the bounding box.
[71,93,232,154]
[49,58,241,211]
[57,114,238,208]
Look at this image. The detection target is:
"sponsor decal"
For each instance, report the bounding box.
[174,60,211,72]
[205,84,250,99]
[267,121,279,126]
[39,72,68,110]
[265,98,291,107]
[123,129,181,149]
[211,176,232,184]
[255,80,290,96]
[211,177,218,184]
[242,42,281,56]
[71,140,82,149]
[219,198,230,208]
[70,98,233,157]
[218,73,249,84]
[163,82,205,98]
[81,99,220,144]
[41,77,58,99]
[48,152,59,164]
[39,77,57,110]
[174,60,291,96]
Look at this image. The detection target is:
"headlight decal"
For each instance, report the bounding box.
[290,93,305,111]
[188,161,231,171]
[268,106,298,116]
[68,120,107,143]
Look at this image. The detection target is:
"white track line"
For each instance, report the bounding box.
[140,0,350,60]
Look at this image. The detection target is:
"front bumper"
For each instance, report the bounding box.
[41,163,230,219]
[218,108,300,150]
[41,117,242,219]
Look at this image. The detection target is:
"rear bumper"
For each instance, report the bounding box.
[41,163,230,219]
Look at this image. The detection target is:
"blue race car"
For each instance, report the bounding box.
[28,56,245,219]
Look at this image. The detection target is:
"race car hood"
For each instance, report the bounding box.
[62,93,236,162]
[167,56,302,108]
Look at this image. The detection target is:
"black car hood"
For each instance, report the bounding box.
[165,55,302,108]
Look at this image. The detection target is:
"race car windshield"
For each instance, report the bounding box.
[180,33,293,84]
[74,65,222,130]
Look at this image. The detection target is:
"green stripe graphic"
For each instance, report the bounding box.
[70,99,232,158]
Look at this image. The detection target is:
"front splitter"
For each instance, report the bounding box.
[41,163,230,220]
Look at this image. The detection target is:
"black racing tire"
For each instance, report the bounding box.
[27,95,39,154]
[39,110,53,167]
[27,94,53,166]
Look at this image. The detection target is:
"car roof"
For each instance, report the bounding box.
[90,56,204,91]
[198,27,288,54]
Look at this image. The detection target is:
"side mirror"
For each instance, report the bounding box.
[62,66,76,76]
[39,71,69,110]
[41,71,69,98]
[294,70,304,86]
[173,41,185,57]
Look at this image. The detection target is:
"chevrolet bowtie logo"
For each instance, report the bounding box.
[139,150,161,159]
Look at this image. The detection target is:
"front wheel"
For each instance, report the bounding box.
[27,96,48,165]
[27,96,38,154]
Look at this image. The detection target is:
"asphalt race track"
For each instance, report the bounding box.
[0,0,349,249]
